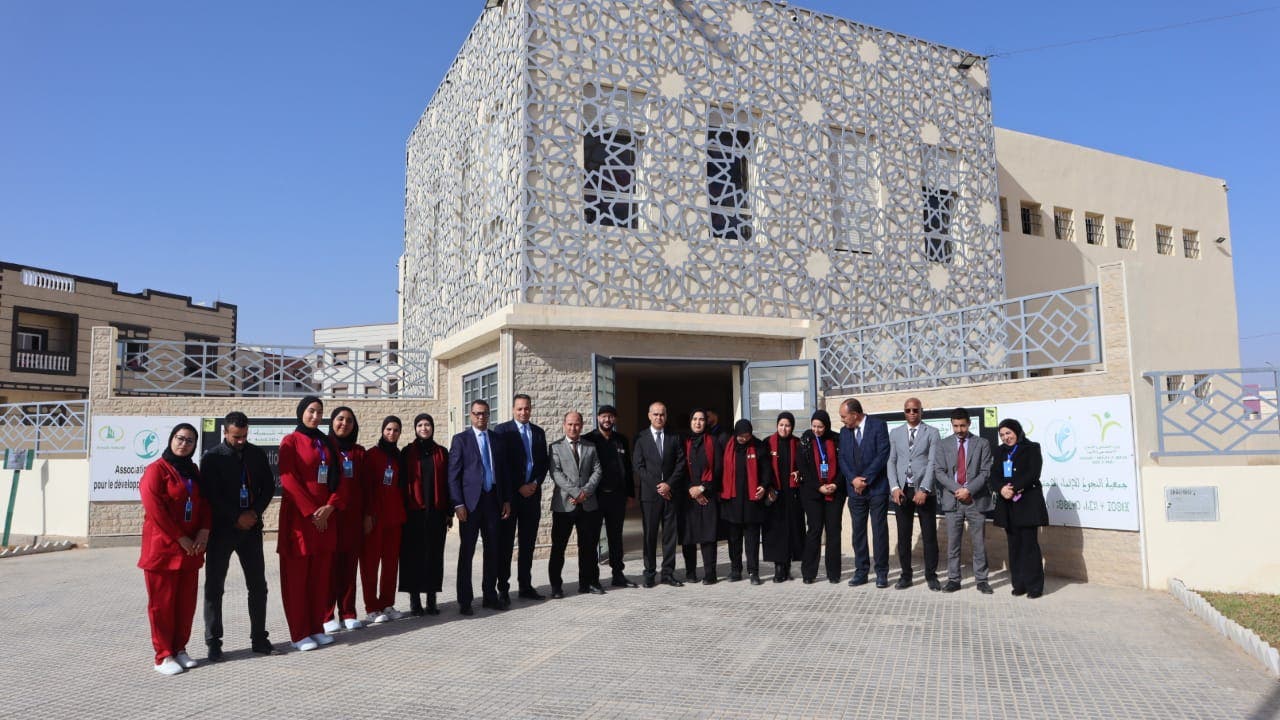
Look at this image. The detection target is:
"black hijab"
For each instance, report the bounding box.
[804,409,836,444]
[162,423,200,479]
[407,413,438,489]
[295,396,326,441]
[328,406,360,451]
[377,416,402,457]
[295,395,339,491]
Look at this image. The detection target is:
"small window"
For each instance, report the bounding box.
[113,323,150,371]
[463,365,500,419]
[333,384,349,396]
[1183,229,1200,259]
[1165,374,1183,404]
[706,109,753,241]
[1115,218,1135,250]
[922,186,956,264]
[830,128,881,254]
[1053,207,1074,241]
[1085,213,1105,246]
[1020,202,1043,236]
[583,129,638,229]
[387,340,399,365]
[999,196,1009,232]
[1192,373,1211,401]
[388,378,400,396]
[16,328,45,353]
[184,334,219,378]
[1156,225,1174,255]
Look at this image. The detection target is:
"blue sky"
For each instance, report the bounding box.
[1,1,1276,365]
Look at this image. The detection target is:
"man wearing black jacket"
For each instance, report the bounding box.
[583,404,638,588]
[198,412,276,660]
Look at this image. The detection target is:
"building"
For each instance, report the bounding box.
[0,262,236,404]
[312,322,403,398]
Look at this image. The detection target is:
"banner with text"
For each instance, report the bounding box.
[996,394,1138,531]
[90,416,202,501]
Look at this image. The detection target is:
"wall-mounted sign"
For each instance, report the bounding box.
[90,416,202,501]
[1165,486,1219,523]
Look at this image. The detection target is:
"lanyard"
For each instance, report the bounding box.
[1006,444,1018,460]
[314,439,329,464]
[816,437,828,465]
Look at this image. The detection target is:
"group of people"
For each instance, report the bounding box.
[137,393,1050,676]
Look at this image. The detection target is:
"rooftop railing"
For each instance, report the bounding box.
[1143,367,1280,457]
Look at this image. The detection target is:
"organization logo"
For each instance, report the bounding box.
[1091,411,1123,442]
[133,429,161,459]
[1044,418,1077,463]
[98,425,122,442]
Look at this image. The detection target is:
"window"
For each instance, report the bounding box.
[1193,373,1211,401]
[387,340,399,365]
[1183,229,1200,259]
[706,108,752,241]
[1085,213,1105,246]
[1054,208,1074,241]
[1156,225,1174,255]
[113,323,150,371]
[830,128,881,254]
[1020,202,1043,236]
[583,130,638,228]
[1165,374,1183,404]
[16,328,45,353]
[387,379,400,397]
[922,187,956,263]
[184,333,218,378]
[463,365,499,419]
[999,196,1009,232]
[1115,218,1135,250]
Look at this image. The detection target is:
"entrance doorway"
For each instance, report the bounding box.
[609,358,739,440]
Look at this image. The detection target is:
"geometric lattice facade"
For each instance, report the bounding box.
[403,0,1005,365]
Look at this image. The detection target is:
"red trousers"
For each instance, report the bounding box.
[280,552,332,642]
[360,523,401,613]
[144,569,198,664]
[326,550,360,622]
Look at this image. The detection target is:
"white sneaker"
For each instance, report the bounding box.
[343,618,364,630]
[311,632,335,646]
[367,612,388,624]
[154,657,185,675]
[174,651,198,669]
[322,619,342,634]
[293,637,319,652]
[382,606,405,621]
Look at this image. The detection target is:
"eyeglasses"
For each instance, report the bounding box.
[904,408,922,414]
[173,436,197,445]
[470,411,489,417]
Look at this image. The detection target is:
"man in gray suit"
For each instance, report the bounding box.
[934,407,994,595]
[887,397,941,590]
[546,411,605,598]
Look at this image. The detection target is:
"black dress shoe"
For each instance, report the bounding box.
[481,598,506,611]
[427,594,439,615]
[459,604,474,616]
[251,642,279,656]
[662,577,684,587]
[828,577,841,584]
[643,577,657,588]
[729,571,743,582]
[942,581,961,593]
[749,573,763,586]
[895,577,912,589]
[875,578,889,589]
[976,582,993,595]
[1011,588,1027,597]
[426,606,441,616]
[550,587,565,599]
[518,588,545,601]
[803,577,818,584]
[848,576,868,587]
[585,584,606,595]
[702,576,718,585]
[207,646,225,662]
[1027,590,1042,599]
[686,572,700,584]
[927,578,942,591]
[612,575,639,588]
[499,591,512,605]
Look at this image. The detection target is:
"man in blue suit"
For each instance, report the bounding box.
[449,399,512,615]
[838,398,892,588]
[493,393,550,603]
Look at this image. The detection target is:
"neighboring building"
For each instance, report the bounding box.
[312,322,402,398]
[0,262,236,404]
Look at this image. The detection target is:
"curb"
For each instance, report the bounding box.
[1169,578,1280,678]
[0,540,76,559]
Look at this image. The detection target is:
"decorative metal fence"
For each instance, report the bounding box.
[1143,367,1280,457]
[115,341,433,399]
[818,285,1101,394]
[0,401,90,457]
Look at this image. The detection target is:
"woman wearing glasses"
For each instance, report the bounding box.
[138,423,210,675]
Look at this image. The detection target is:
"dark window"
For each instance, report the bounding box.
[922,186,955,263]
[583,130,638,228]
[1020,203,1043,236]
[184,333,219,378]
[112,323,150,371]
[706,125,752,241]
[16,327,46,352]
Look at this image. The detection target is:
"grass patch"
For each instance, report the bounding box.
[1198,591,1280,649]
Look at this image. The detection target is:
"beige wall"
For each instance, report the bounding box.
[6,458,90,541]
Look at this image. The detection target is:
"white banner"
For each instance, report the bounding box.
[90,416,202,501]
[996,395,1138,531]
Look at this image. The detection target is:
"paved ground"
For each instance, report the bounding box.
[2,537,1277,720]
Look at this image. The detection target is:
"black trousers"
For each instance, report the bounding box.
[894,488,939,581]
[849,493,889,581]
[597,491,629,578]
[499,487,542,593]
[457,490,500,608]
[726,522,761,574]
[682,541,718,579]
[548,508,602,590]
[1006,525,1044,594]
[203,527,269,648]
[640,498,678,580]
[802,496,843,581]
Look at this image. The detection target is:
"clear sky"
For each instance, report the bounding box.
[1,1,1276,365]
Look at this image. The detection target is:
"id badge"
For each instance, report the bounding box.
[317,463,329,484]
[1002,459,1013,478]
[342,459,355,478]
[383,466,394,486]
[820,462,829,476]
[183,498,193,522]
[239,486,250,509]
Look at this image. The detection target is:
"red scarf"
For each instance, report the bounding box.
[768,434,799,488]
[685,434,716,483]
[721,440,761,501]
[406,443,449,510]
[812,435,838,502]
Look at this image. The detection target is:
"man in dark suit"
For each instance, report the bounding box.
[935,407,995,595]
[632,401,687,587]
[493,393,549,603]
[582,404,638,588]
[448,399,512,615]
[837,398,892,588]
[198,411,277,660]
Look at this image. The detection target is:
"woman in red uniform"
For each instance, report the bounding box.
[138,423,210,675]
[278,395,345,651]
[360,416,407,623]
[399,413,451,616]
[323,406,366,633]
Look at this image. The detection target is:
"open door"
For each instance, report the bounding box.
[743,360,818,431]
[591,353,616,414]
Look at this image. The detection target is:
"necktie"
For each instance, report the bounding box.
[520,423,533,482]
[479,431,494,492]
[655,430,663,451]
[855,426,862,445]
[571,440,580,464]
[957,436,967,487]
[907,427,916,483]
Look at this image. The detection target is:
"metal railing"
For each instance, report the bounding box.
[1143,367,1280,457]
[818,285,1101,394]
[0,401,90,457]
[115,340,433,399]
[14,350,73,373]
